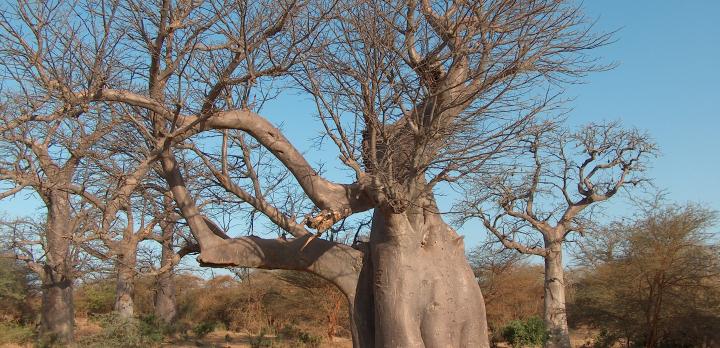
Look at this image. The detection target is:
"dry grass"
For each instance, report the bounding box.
[165,329,352,348]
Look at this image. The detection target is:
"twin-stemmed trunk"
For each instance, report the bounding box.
[354,207,490,348]
[39,193,75,345]
[643,274,665,348]
[543,239,571,348]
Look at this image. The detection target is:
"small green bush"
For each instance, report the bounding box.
[192,321,216,338]
[77,281,115,315]
[138,314,166,342]
[501,316,549,348]
[588,329,619,348]
[297,331,322,347]
[0,322,34,345]
[249,329,274,348]
[278,325,322,347]
[75,312,164,348]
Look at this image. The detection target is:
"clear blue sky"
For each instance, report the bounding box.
[571,1,720,216]
[2,1,718,251]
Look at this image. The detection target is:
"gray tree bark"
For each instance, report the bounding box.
[154,233,177,324]
[38,193,75,344]
[39,269,74,345]
[114,250,137,318]
[359,207,490,348]
[193,209,490,348]
[543,240,571,348]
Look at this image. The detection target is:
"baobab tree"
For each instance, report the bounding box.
[66,122,180,319]
[0,0,164,338]
[458,122,656,347]
[1,0,612,346]
[0,99,116,343]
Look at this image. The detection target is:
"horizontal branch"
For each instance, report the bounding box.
[196,235,363,300]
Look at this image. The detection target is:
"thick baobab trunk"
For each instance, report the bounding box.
[543,241,571,348]
[114,250,137,318]
[154,238,177,324]
[154,270,176,324]
[39,194,75,344]
[357,207,489,348]
[39,269,74,345]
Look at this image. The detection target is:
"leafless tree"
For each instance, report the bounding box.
[1,0,613,346]
[64,122,182,319]
[458,121,656,347]
[0,0,164,339]
[0,79,116,346]
[0,213,92,343]
[139,190,199,325]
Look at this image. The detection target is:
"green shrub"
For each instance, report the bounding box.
[501,316,549,348]
[192,321,216,338]
[75,312,164,348]
[278,325,322,347]
[297,331,322,347]
[138,314,166,342]
[249,329,274,348]
[588,329,619,348]
[0,322,34,344]
[76,281,115,315]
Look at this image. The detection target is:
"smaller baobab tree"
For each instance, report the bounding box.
[68,124,166,319]
[0,98,116,343]
[137,187,201,325]
[458,121,656,348]
[0,0,126,341]
[0,214,94,343]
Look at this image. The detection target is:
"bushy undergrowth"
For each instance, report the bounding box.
[248,326,323,348]
[501,316,549,348]
[174,271,347,339]
[75,280,115,316]
[74,312,164,348]
[279,324,323,347]
[248,329,274,348]
[192,320,216,338]
[0,322,34,345]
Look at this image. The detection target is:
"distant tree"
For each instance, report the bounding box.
[0,214,90,344]
[468,244,544,340]
[572,203,720,348]
[458,121,656,347]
